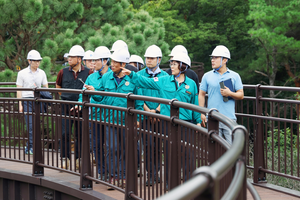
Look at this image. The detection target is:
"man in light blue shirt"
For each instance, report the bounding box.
[199,45,244,145]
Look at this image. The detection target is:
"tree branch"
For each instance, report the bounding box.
[255,70,268,77]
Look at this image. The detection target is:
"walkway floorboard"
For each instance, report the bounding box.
[0,155,299,199]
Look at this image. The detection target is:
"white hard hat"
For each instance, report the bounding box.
[129,55,144,65]
[110,40,128,52]
[169,45,188,57]
[83,50,94,60]
[171,53,191,67]
[144,45,162,58]
[68,45,85,57]
[27,50,42,60]
[210,45,231,59]
[93,46,111,59]
[110,48,130,63]
[63,53,69,58]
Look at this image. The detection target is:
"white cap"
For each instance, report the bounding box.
[68,45,85,57]
[83,50,94,60]
[129,55,144,65]
[171,53,191,68]
[111,48,130,63]
[27,50,42,60]
[110,40,128,52]
[63,53,69,58]
[169,45,188,57]
[93,46,111,59]
[144,45,162,58]
[210,45,231,59]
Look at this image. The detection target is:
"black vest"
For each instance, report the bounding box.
[61,67,90,101]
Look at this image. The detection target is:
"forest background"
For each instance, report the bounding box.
[0,0,300,98]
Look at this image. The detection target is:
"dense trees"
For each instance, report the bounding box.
[0,0,169,74]
[248,0,300,96]
[140,0,256,78]
[0,0,300,88]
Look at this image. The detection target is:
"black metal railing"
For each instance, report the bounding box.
[0,83,253,200]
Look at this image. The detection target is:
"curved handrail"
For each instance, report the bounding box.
[0,85,258,200]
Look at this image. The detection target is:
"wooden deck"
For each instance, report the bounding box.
[0,156,299,199]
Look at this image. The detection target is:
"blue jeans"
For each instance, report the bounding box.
[219,122,233,145]
[61,104,82,159]
[93,123,106,175]
[142,119,161,177]
[23,100,34,149]
[23,99,46,149]
[106,126,126,179]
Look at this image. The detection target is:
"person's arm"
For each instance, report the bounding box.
[121,67,162,90]
[56,70,63,96]
[88,78,105,103]
[199,89,207,126]
[16,85,23,112]
[220,88,244,100]
[56,84,62,96]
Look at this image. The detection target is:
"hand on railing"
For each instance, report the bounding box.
[201,114,206,127]
[85,85,95,91]
[149,109,160,124]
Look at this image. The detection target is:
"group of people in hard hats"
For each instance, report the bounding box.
[16,40,244,190]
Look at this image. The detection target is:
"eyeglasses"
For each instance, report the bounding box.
[210,56,220,60]
[169,62,179,67]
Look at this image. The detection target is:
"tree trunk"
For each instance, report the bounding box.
[5,56,15,71]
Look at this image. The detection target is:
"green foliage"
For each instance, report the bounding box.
[265,127,300,191]
[0,0,169,77]
[39,56,52,78]
[140,0,255,81]
[247,0,300,86]
[0,69,17,82]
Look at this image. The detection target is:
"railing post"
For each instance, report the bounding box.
[169,99,180,190]
[80,91,92,190]
[125,93,137,200]
[195,109,220,200]
[32,89,44,176]
[254,84,266,183]
[234,126,248,200]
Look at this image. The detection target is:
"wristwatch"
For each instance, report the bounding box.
[155,109,160,114]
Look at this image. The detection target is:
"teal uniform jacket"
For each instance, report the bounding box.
[137,68,168,110]
[129,72,202,124]
[92,70,143,125]
[78,68,111,120]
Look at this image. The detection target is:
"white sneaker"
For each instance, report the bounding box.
[59,158,70,169]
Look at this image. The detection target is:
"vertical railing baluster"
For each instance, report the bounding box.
[80,91,92,190]
[195,108,220,200]
[125,93,137,200]
[169,99,180,191]
[33,89,44,176]
[254,84,266,183]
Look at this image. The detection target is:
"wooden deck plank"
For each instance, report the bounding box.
[0,149,299,200]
